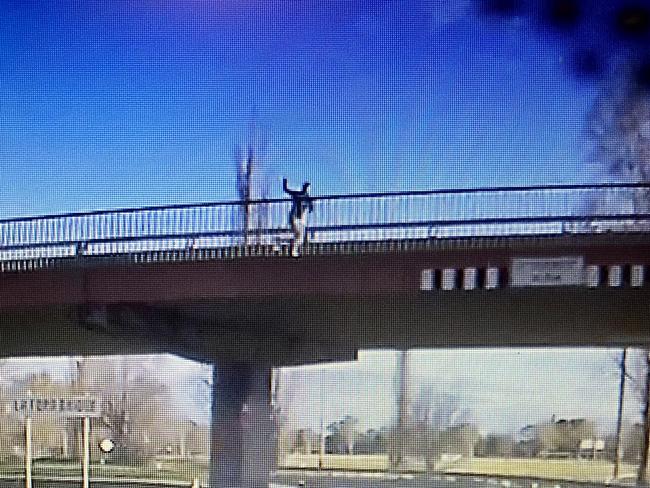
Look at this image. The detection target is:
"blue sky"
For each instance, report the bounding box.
[278,348,644,435]
[0,0,610,219]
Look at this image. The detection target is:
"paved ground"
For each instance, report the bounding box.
[0,473,630,488]
[0,481,192,488]
[271,472,622,488]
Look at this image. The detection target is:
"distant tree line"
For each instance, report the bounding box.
[274,353,650,474]
[278,415,648,464]
[0,358,209,465]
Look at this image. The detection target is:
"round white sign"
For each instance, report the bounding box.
[99,438,115,453]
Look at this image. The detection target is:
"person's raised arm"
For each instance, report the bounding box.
[285,182,302,197]
[283,178,299,196]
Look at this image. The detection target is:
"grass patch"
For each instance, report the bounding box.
[280,454,643,483]
[1,455,643,485]
[0,464,22,475]
[280,454,389,471]
[449,458,638,483]
[0,459,208,485]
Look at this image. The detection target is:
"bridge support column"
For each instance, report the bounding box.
[209,362,275,488]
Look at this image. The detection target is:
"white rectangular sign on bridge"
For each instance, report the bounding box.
[510,256,585,287]
[12,397,101,418]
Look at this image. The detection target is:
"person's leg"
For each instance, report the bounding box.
[299,214,308,246]
[292,216,306,257]
[290,217,300,257]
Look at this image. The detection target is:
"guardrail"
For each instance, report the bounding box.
[0,183,649,263]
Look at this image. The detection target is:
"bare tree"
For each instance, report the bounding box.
[476,434,516,458]
[339,416,359,454]
[408,387,474,472]
[273,368,312,460]
[235,122,270,245]
[294,428,318,455]
[0,361,10,459]
[15,372,64,459]
[326,416,359,454]
[614,348,628,479]
[410,387,471,431]
[72,356,172,463]
[537,418,597,455]
[605,348,650,480]
[587,65,650,214]
[638,350,650,486]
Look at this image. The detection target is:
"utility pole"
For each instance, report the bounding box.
[75,359,85,458]
[319,413,324,470]
[82,416,90,488]
[392,350,409,469]
[614,348,628,480]
[397,351,409,429]
[24,417,32,488]
[637,349,650,486]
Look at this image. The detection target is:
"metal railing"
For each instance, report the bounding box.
[0,183,649,263]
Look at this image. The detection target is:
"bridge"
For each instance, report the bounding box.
[1,183,650,487]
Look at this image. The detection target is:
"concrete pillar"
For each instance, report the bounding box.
[242,367,276,486]
[210,362,275,488]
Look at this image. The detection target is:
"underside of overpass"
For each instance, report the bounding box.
[1,286,650,363]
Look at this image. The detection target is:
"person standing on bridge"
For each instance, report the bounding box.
[283,178,313,257]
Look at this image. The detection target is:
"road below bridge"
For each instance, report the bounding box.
[0,476,621,488]
[271,472,619,488]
